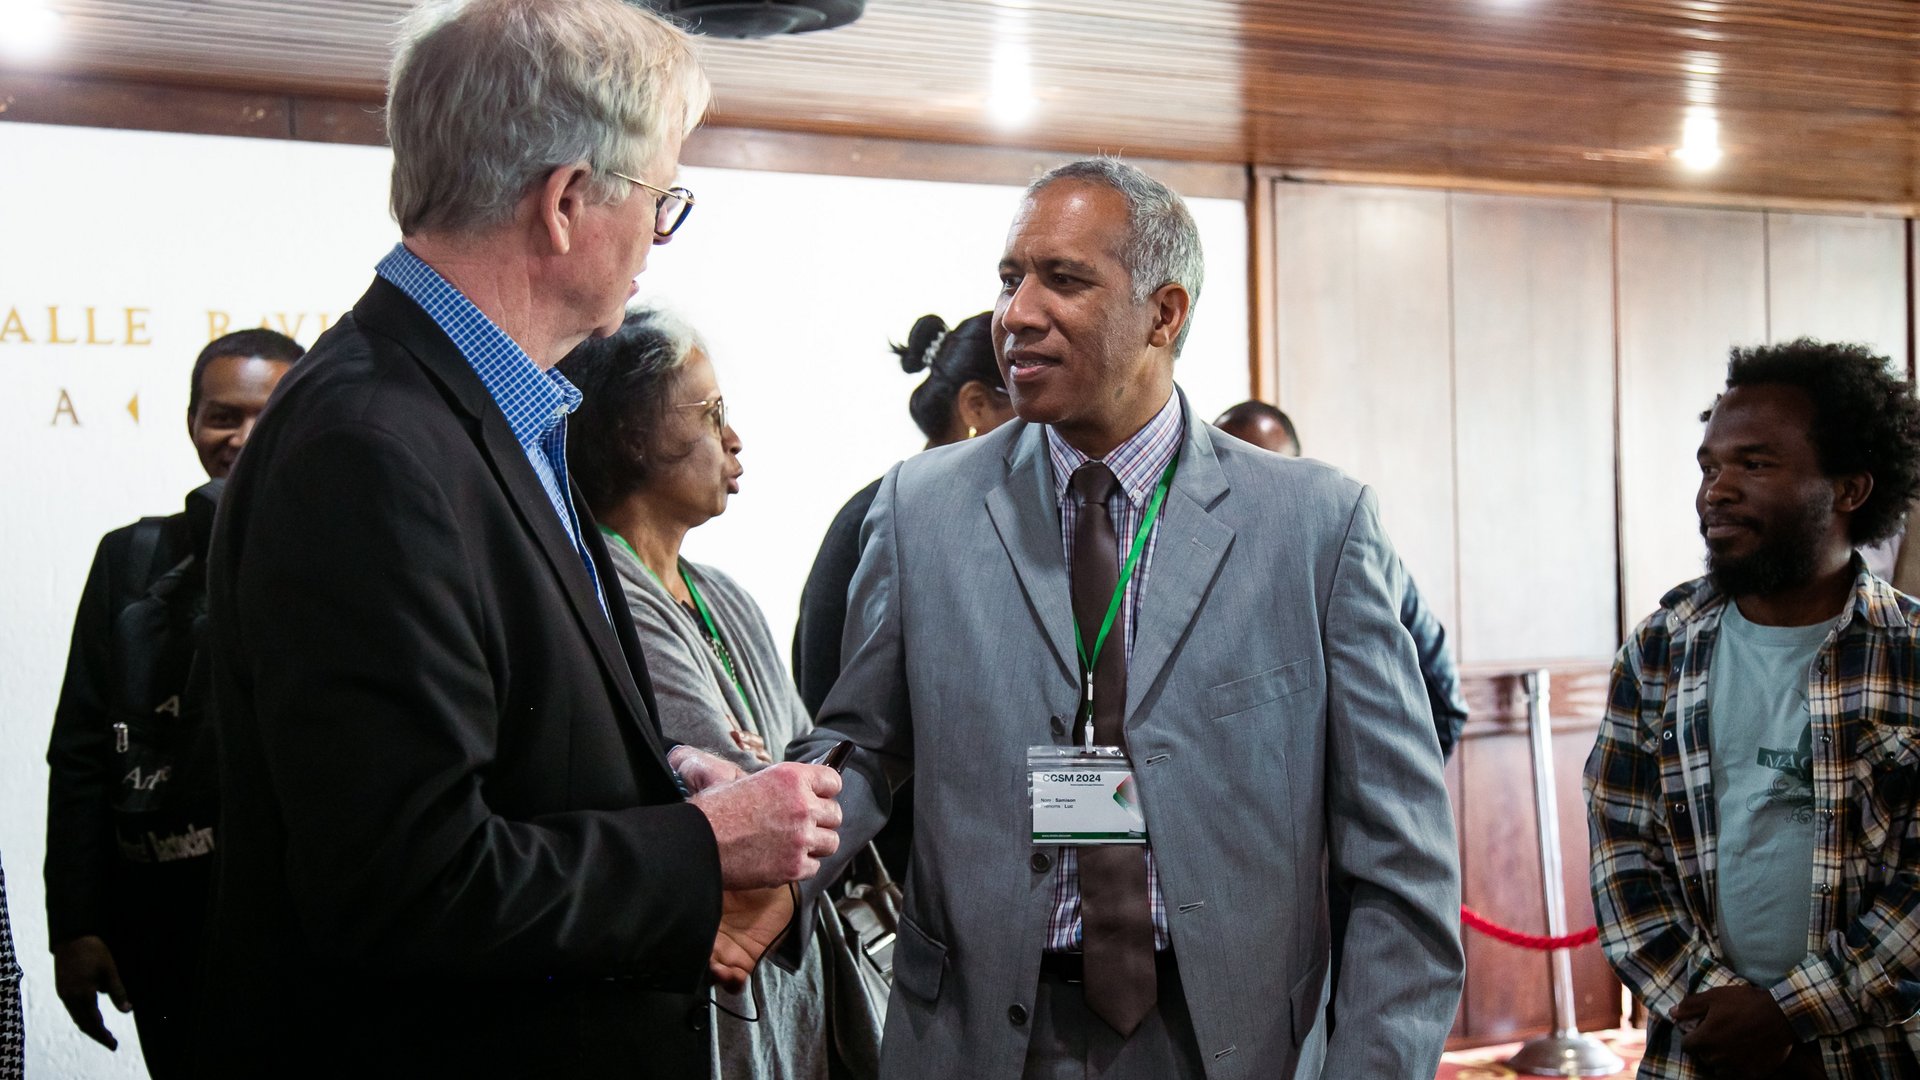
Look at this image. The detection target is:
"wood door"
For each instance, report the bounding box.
[1273,182,1459,630]
[1449,194,1618,664]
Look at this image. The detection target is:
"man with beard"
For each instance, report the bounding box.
[1587,338,1920,1080]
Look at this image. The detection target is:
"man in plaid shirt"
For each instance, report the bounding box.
[1588,339,1920,1079]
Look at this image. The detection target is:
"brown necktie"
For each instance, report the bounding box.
[1068,462,1157,1036]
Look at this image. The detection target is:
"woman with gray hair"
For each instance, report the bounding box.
[561,309,835,1080]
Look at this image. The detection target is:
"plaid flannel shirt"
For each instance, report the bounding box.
[1585,558,1920,1079]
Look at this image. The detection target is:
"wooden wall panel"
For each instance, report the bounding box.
[1766,212,1909,361]
[1449,663,1621,1047]
[1616,205,1769,629]
[1459,731,1552,1038]
[1273,183,1458,630]
[1443,661,1628,1045]
[1450,195,1618,663]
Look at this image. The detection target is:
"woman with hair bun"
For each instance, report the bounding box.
[894,311,1013,446]
[791,312,1014,877]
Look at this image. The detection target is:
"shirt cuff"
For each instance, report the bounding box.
[1770,951,1867,1041]
[1691,952,1749,994]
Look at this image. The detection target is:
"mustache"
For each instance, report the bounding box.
[1699,511,1761,535]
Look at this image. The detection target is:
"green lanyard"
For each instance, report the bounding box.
[599,526,758,725]
[1072,453,1179,740]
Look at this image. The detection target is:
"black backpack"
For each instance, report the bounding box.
[106,480,222,867]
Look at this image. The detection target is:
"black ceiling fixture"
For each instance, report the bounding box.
[639,0,865,39]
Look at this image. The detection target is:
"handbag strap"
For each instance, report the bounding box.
[863,842,895,890]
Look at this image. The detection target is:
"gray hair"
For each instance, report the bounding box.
[629,306,708,373]
[1029,159,1205,356]
[387,0,712,236]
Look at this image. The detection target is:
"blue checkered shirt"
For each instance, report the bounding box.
[1043,391,1184,953]
[375,244,605,615]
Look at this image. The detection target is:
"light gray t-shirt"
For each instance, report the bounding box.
[1706,600,1837,986]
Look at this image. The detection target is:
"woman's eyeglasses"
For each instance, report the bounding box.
[674,396,727,434]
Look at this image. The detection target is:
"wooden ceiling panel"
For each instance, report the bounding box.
[2,0,1914,204]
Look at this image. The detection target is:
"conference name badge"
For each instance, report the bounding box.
[1027,746,1146,845]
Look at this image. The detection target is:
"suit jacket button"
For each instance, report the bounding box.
[1009,1004,1029,1026]
[1031,852,1053,872]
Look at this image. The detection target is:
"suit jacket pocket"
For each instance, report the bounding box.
[1207,659,1312,719]
[892,913,947,1005]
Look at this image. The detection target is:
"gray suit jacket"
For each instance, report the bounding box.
[789,391,1463,1080]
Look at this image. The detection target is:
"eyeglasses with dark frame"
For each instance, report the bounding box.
[674,396,727,434]
[610,170,696,238]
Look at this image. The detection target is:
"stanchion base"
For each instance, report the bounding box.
[1506,1032,1626,1076]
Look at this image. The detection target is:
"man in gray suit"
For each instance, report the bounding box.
[789,159,1463,1079]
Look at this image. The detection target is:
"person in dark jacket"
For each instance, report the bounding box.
[792,312,1015,877]
[44,328,301,1077]
[1214,399,1469,756]
[196,3,839,1076]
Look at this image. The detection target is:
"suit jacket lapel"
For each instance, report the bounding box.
[1125,398,1234,725]
[351,280,668,771]
[987,423,1079,686]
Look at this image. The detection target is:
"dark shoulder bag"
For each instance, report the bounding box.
[822,842,902,1079]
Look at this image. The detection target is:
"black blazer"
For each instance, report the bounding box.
[199,278,722,1078]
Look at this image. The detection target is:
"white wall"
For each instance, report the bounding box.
[0,120,1247,1076]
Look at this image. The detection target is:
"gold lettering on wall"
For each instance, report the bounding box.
[263,312,334,338]
[84,306,116,346]
[127,394,141,423]
[0,307,158,346]
[50,389,80,426]
[46,306,77,345]
[0,306,326,347]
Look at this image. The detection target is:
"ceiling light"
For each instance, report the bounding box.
[0,0,61,61]
[988,41,1035,129]
[1673,106,1723,171]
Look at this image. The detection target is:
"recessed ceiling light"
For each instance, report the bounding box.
[0,0,61,61]
[988,41,1035,129]
[1673,106,1723,171]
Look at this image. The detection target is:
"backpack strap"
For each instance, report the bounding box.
[117,517,176,610]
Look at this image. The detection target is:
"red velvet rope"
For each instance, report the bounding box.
[1460,905,1599,950]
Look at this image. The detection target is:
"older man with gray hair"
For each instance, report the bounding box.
[198,2,842,1076]
[786,158,1463,1079]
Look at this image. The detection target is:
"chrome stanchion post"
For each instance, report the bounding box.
[1506,669,1624,1077]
